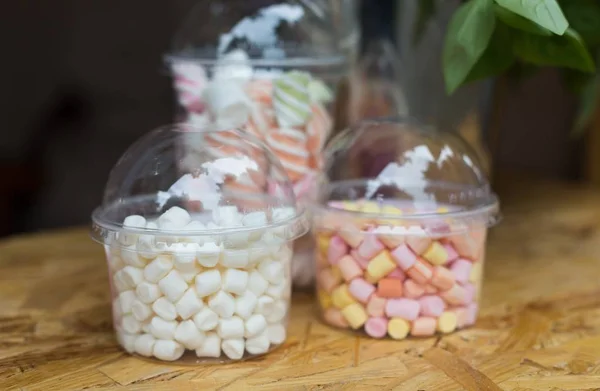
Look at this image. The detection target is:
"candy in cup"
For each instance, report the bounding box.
[91,124,307,363]
[312,119,500,338]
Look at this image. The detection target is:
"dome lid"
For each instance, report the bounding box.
[91,124,307,244]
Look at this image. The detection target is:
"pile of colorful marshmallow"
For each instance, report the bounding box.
[314,200,485,339]
[108,204,296,361]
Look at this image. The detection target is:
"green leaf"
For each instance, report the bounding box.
[443,0,496,94]
[572,72,600,137]
[413,0,436,45]
[562,69,594,94]
[514,28,596,73]
[494,4,552,36]
[464,23,516,83]
[560,0,600,47]
[495,0,568,35]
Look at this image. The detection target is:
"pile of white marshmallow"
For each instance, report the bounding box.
[108,205,296,361]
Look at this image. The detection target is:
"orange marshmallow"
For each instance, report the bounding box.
[376,278,404,298]
[338,255,363,282]
[406,258,433,284]
[430,266,455,291]
[366,294,387,317]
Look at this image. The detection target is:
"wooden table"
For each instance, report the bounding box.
[3,176,600,390]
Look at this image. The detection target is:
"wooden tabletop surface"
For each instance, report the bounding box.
[3,176,600,390]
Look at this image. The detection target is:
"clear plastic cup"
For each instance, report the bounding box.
[91,124,307,363]
[311,119,500,339]
[165,1,359,288]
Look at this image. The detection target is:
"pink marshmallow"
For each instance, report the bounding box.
[387,268,406,281]
[465,303,478,326]
[364,317,388,338]
[348,278,376,303]
[406,236,432,254]
[350,250,370,270]
[390,244,417,270]
[327,236,348,265]
[462,282,476,304]
[357,234,385,259]
[440,284,468,306]
[385,298,420,320]
[443,243,459,263]
[450,258,472,283]
[418,295,446,317]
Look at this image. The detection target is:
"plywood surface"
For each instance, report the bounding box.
[3,176,600,390]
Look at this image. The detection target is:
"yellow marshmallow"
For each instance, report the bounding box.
[331,266,342,282]
[469,261,483,283]
[361,201,381,214]
[388,318,410,340]
[437,311,458,334]
[341,303,368,329]
[331,284,356,309]
[317,234,330,256]
[382,205,403,215]
[437,207,450,213]
[364,270,379,284]
[342,201,361,212]
[422,241,447,266]
[366,251,396,282]
[318,290,332,309]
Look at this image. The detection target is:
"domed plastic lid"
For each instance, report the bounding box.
[91,124,308,247]
[314,118,500,234]
[166,0,357,67]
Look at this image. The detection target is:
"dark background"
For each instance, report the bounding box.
[0,0,582,237]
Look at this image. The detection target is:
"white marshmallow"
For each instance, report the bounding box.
[134,333,156,357]
[195,332,221,358]
[153,339,185,361]
[265,300,287,323]
[122,314,142,334]
[116,328,136,353]
[181,220,207,245]
[217,316,244,339]
[234,291,257,319]
[149,316,178,340]
[108,255,125,273]
[221,248,249,268]
[172,243,200,272]
[113,270,131,292]
[121,245,146,268]
[121,266,144,287]
[244,314,267,338]
[247,270,268,297]
[248,246,270,266]
[158,206,191,230]
[224,231,251,248]
[272,207,295,222]
[266,323,286,344]
[273,245,293,263]
[213,206,241,227]
[222,269,248,295]
[124,215,147,229]
[196,242,222,267]
[141,321,152,334]
[258,259,284,284]
[208,291,235,318]
[136,282,162,304]
[245,333,270,355]
[266,281,289,299]
[112,298,123,321]
[242,211,267,232]
[180,269,201,283]
[118,290,137,314]
[152,297,177,321]
[193,307,219,331]
[158,270,188,302]
[222,338,245,360]
[176,288,204,319]
[144,256,173,283]
[255,296,275,315]
[174,319,206,349]
[137,222,158,260]
[131,299,153,322]
[195,269,221,297]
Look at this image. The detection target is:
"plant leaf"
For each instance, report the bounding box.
[413,0,437,45]
[443,0,496,94]
[495,0,568,35]
[514,28,596,73]
[560,0,600,47]
[494,4,552,36]
[572,72,600,137]
[464,23,515,83]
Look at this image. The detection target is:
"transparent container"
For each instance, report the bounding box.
[165,0,358,287]
[91,124,308,363]
[312,119,499,339]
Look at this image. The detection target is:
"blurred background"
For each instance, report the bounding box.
[0,0,595,237]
